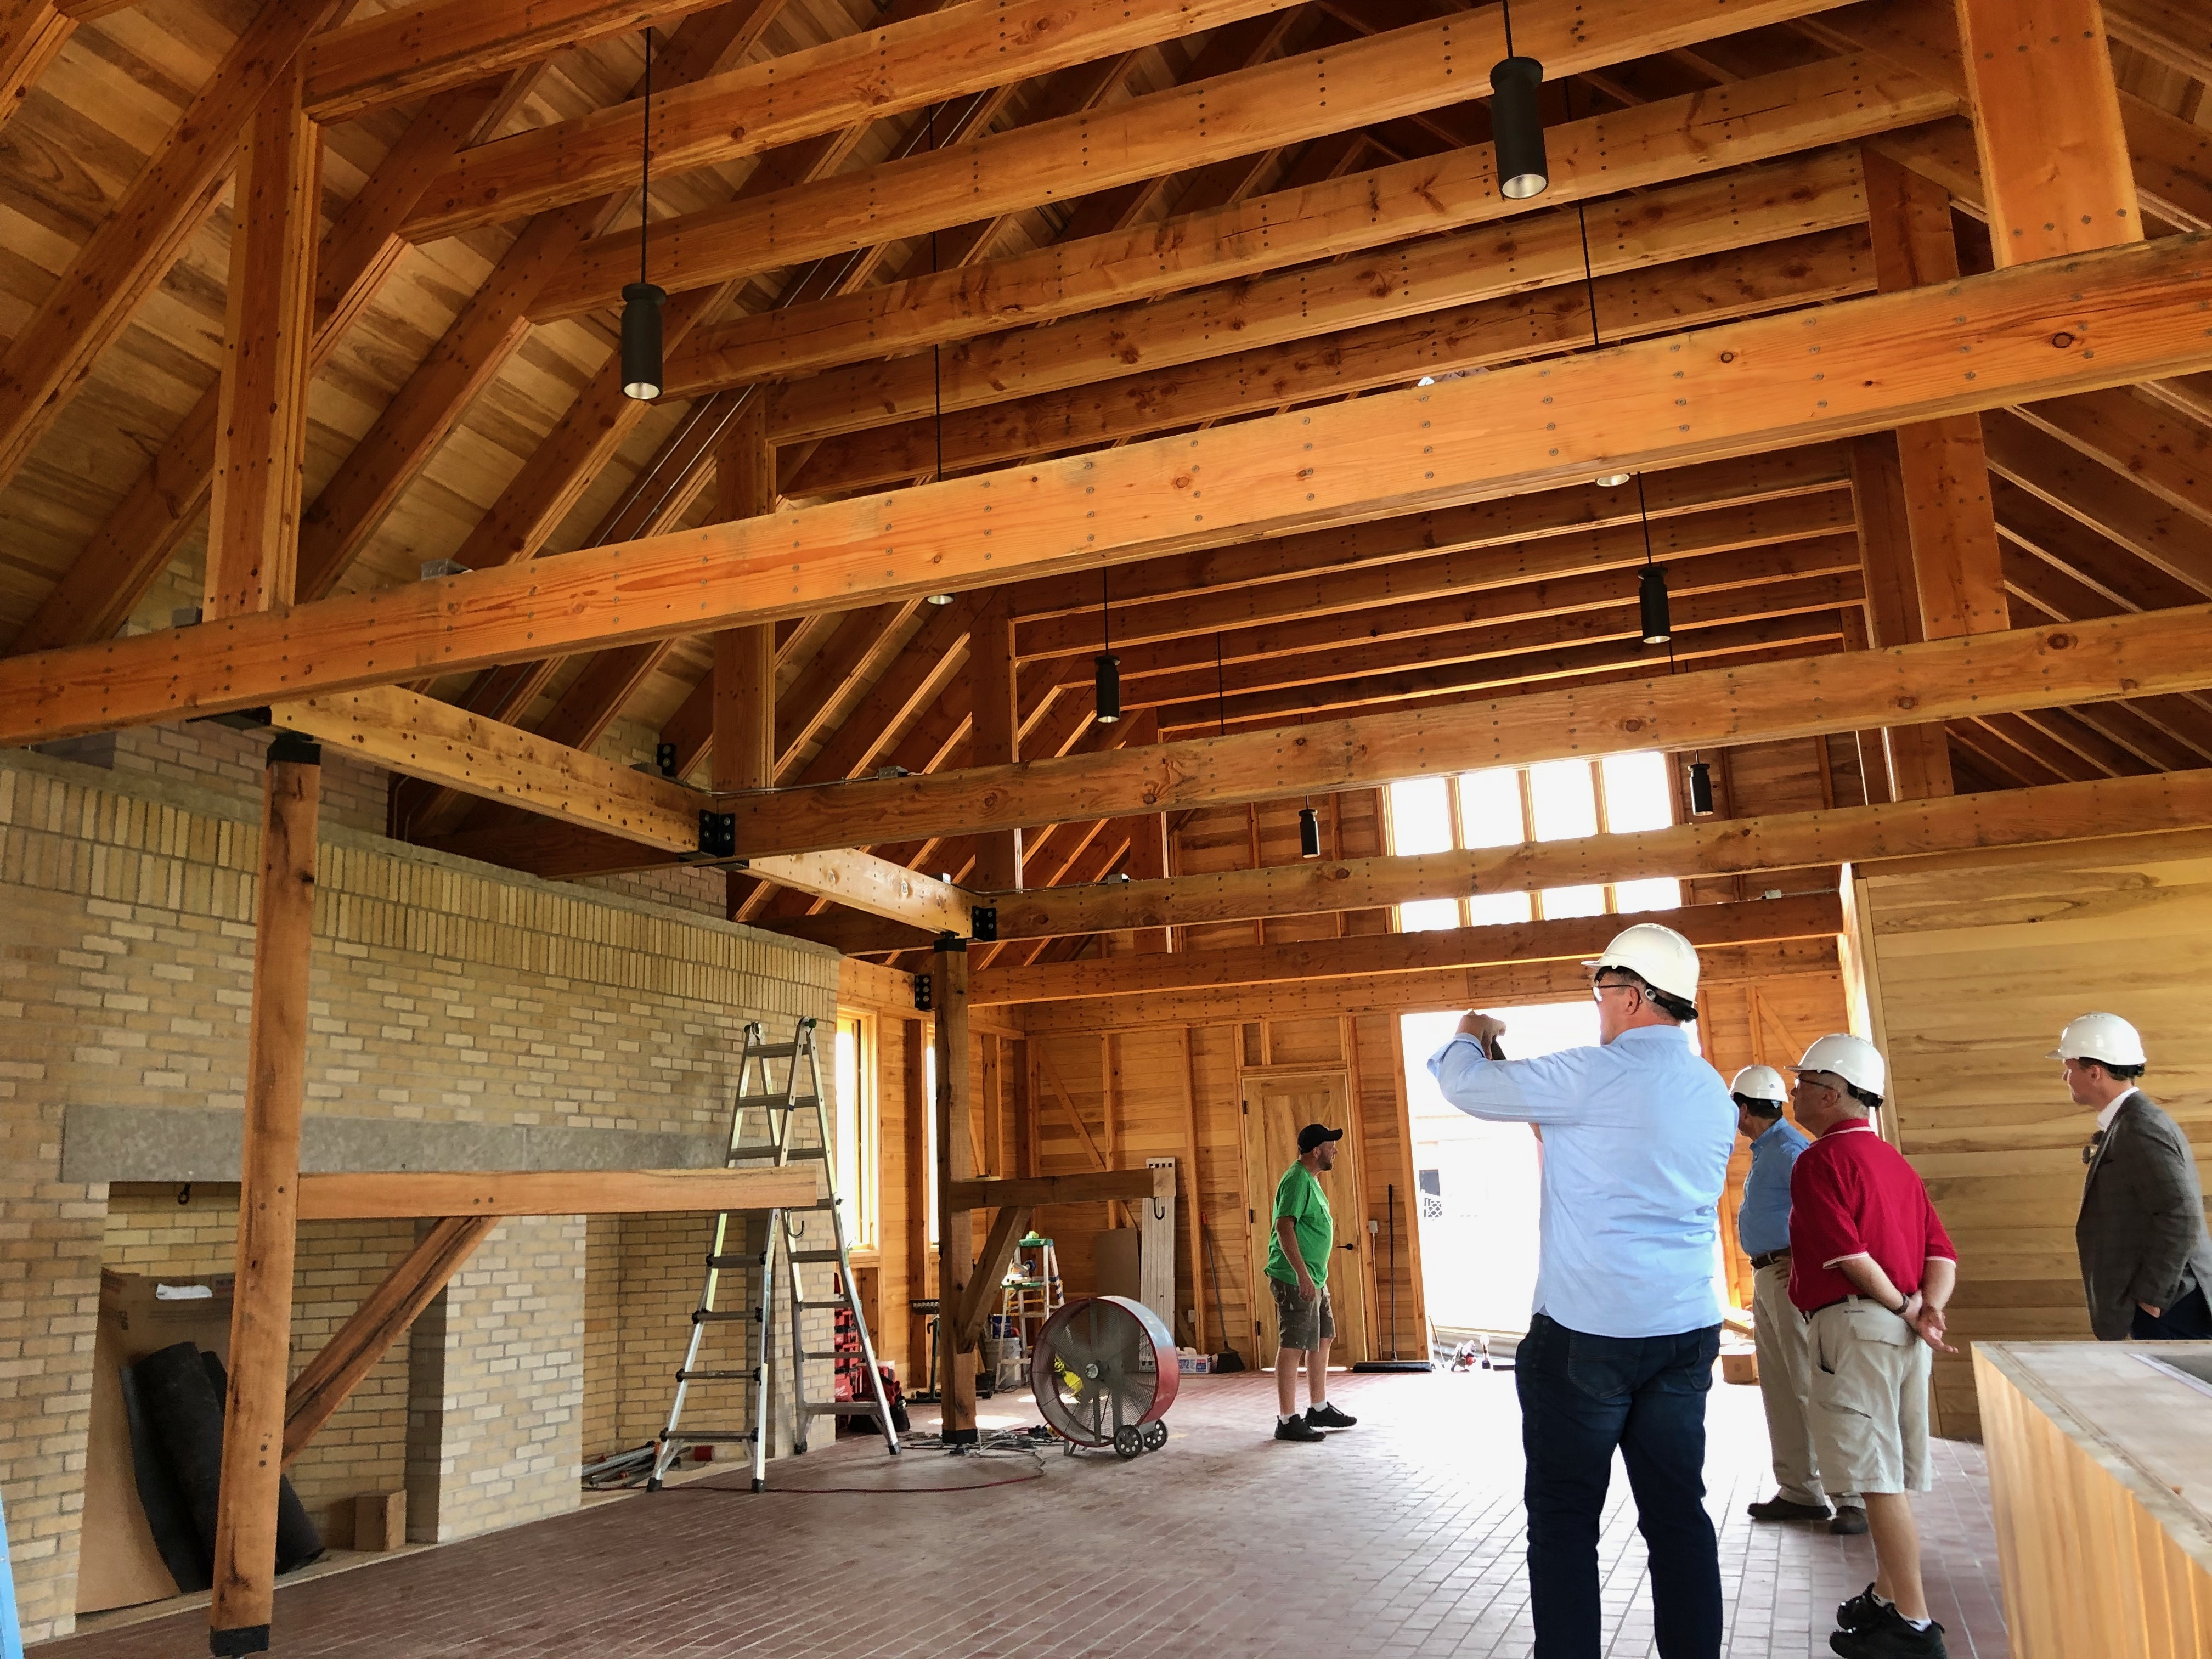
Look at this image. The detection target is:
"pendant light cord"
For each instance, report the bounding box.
[1216,633,1227,737]
[1100,568,1110,654]
[1500,0,1515,59]
[929,102,945,483]
[1564,81,1600,348]
[639,27,652,289]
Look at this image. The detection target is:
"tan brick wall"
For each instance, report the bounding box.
[0,748,839,1639]
[100,1186,414,1547]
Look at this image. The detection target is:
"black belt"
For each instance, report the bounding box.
[1750,1249,1791,1271]
[1807,1293,1906,1318]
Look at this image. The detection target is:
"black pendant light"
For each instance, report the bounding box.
[1492,1,1548,200]
[1094,571,1120,724]
[1635,474,1671,645]
[1687,759,1716,816]
[1299,802,1322,859]
[620,27,665,401]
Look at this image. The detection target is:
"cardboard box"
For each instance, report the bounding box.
[78,1271,235,1616]
[1720,1350,1759,1386]
[353,1491,407,1553]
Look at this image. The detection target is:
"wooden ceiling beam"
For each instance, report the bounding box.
[713,603,2212,858]
[400,0,1298,239]
[301,0,747,123]
[1983,409,2212,596]
[784,227,1879,495]
[1023,498,1859,660]
[1012,448,1852,620]
[6,229,2212,747]
[0,0,348,498]
[758,146,1875,442]
[2012,388,2212,533]
[668,53,1951,390]
[0,1,72,139]
[6,75,518,656]
[1993,477,2204,616]
[527,0,1906,318]
[1019,935,1843,1028]
[296,1166,819,1221]
[971,890,1843,1003]
[2103,0,2212,84]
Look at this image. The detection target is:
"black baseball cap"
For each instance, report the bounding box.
[1297,1123,1345,1153]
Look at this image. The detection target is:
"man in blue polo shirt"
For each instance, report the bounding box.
[1430,922,1735,1659]
[1734,1065,1864,1536]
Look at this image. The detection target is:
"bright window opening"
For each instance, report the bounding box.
[833,1011,879,1248]
[1384,753,1682,931]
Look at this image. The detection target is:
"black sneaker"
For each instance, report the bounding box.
[1307,1402,1358,1429]
[1830,1505,1869,1536]
[1828,1603,1948,1658]
[1747,1497,1833,1522]
[1273,1415,1326,1442]
[1837,1584,1885,1633]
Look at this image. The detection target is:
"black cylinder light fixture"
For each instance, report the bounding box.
[1093,568,1120,724]
[1639,562,1672,645]
[620,28,665,402]
[1491,5,1549,202]
[1299,802,1323,859]
[1688,759,1716,816]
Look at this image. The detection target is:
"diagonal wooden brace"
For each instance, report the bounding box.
[281,1215,495,1467]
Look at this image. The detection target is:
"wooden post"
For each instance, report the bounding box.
[969,591,1023,893]
[204,67,318,620]
[1849,433,1955,799]
[1956,0,2143,267]
[902,1016,931,1388]
[712,397,775,794]
[209,733,321,1656]
[1864,147,2008,640]
[1177,1025,1205,1353]
[930,942,978,1442]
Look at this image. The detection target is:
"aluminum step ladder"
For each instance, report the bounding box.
[648,1016,899,1492]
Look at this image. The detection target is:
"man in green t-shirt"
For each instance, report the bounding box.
[1267,1122,1359,1442]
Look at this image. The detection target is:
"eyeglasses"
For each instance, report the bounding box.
[1590,980,1639,1003]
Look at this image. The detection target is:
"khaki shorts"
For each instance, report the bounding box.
[1270,1275,1334,1350]
[1806,1299,1932,1495]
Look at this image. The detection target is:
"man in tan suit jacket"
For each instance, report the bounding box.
[2056,1013,2212,1341]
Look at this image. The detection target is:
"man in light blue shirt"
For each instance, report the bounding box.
[1429,922,1734,1659]
[1733,1065,1863,1536]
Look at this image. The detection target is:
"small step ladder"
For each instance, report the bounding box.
[648,1017,899,1492]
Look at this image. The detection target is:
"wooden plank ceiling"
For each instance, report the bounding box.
[0,0,2208,970]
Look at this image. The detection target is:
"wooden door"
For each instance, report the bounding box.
[1242,1070,1368,1365]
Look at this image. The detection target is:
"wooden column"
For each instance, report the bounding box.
[969,591,1022,893]
[930,943,978,1441]
[1126,810,1170,953]
[712,396,775,794]
[210,734,321,1656]
[902,1016,931,1389]
[1852,431,1955,800]
[1956,0,2143,266]
[204,68,319,620]
[1865,148,2007,640]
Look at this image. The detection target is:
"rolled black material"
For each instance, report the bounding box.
[1093,653,1121,724]
[1639,562,1672,644]
[120,1358,210,1593]
[201,1351,324,1575]
[1491,56,1549,200]
[620,282,667,400]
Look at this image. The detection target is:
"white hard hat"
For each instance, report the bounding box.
[2046,1012,2146,1068]
[1791,1034,1886,1097]
[1729,1065,1789,1105]
[1583,922,1700,1003]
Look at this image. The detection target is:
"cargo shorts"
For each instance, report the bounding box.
[1270,1274,1335,1350]
[1806,1299,1932,1495]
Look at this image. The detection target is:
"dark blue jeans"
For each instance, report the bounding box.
[2130,1283,2212,1339]
[1514,1313,1723,1659]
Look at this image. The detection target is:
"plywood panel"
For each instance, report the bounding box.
[1860,846,2212,1435]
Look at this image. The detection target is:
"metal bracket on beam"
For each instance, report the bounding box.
[190,706,273,731]
[912,974,932,1012]
[695,811,737,860]
[970,905,997,941]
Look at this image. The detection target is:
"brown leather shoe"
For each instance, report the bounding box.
[1830,1506,1870,1536]
[1748,1497,1833,1522]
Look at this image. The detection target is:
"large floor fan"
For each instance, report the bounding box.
[1031,1295,1179,1458]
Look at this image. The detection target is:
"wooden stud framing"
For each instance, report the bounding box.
[970,591,1023,893]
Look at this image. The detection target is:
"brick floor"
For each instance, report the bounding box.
[49,1367,2008,1657]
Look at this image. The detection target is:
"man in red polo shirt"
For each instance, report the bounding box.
[1786,1034,1958,1659]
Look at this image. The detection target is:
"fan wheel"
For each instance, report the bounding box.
[1113,1425,1144,1460]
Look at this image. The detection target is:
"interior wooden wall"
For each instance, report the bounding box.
[1855,832,2212,1437]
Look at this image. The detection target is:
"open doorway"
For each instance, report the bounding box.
[1400,1002,1598,1339]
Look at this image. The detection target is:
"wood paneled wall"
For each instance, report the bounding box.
[1855,834,2212,1436]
